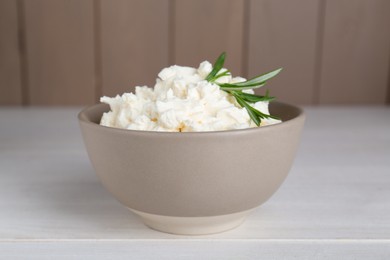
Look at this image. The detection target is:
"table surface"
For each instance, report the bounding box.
[0,106,389,259]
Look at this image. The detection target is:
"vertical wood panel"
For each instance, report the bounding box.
[248,0,320,105]
[0,0,22,105]
[100,0,169,97]
[174,0,245,76]
[24,0,96,105]
[319,0,390,104]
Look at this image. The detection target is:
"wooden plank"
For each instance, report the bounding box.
[23,0,96,105]
[174,0,245,76]
[1,107,390,240]
[1,241,390,259]
[100,0,170,97]
[248,0,320,105]
[0,0,22,105]
[319,0,390,104]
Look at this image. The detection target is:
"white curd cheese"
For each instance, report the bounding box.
[100,61,281,132]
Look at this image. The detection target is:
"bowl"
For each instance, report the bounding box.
[78,102,305,235]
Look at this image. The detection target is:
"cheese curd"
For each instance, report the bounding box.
[100,61,281,132]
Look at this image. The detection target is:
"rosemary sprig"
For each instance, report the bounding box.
[206,52,282,126]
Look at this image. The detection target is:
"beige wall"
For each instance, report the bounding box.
[1,0,389,106]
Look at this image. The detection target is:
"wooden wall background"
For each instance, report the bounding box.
[0,0,389,106]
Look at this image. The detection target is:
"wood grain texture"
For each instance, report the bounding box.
[0,107,389,241]
[248,0,320,105]
[23,0,96,105]
[319,0,390,104]
[1,0,390,106]
[1,106,390,257]
[174,0,245,76]
[1,241,390,259]
[100,0,170,97]
[0,0,22,105]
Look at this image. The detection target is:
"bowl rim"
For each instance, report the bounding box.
[78,101,305,136]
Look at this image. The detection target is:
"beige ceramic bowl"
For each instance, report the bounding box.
[78,102,305,235]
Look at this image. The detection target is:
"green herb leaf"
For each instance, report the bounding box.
[233,93,261,126]
[210,69,231,82]
[219,82,266,91]
[251,106,279,120]
[238,90,275,103]
[205,52,226,81]
[232,91,279,125]
[230,68,282,87]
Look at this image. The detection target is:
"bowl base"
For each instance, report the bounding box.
[128,208,253,235]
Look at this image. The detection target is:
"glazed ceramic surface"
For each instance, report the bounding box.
[78,102,305,234]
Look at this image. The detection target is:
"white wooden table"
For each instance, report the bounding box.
[0,106,389,259]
